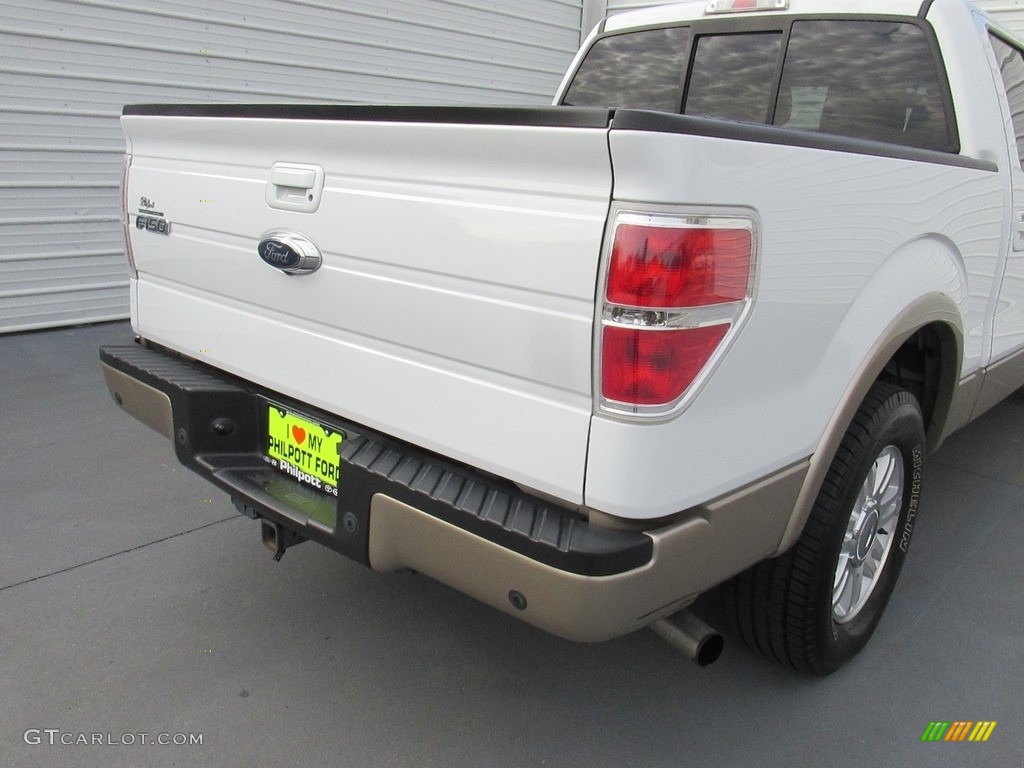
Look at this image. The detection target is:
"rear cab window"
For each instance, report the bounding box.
[562,26,691,111]
[560,16,958,153]
[685,33,782,123]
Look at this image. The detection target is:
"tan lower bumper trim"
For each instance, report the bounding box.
[101,362,174,440]
[368,494,712,643]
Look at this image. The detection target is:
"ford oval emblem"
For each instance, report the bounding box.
[257,230,322,275]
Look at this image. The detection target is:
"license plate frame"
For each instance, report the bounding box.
[262,401,344,498]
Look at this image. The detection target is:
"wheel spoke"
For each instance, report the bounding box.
[834,567,852,615]
[878,486,898,514]
[841,530,857,557]
[852,484,869,522]
[848,567,865,609]
[872,528,889,551]
[863,550,880,579]
[872,453,896,498]
[834,554,850,592]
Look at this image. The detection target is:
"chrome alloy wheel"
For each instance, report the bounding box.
[832,445,904,624]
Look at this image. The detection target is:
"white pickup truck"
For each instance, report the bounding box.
[101,0,1024,674]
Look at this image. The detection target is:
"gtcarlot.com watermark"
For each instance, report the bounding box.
[24,729,202,747]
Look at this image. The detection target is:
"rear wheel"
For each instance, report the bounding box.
[723,382,925,674]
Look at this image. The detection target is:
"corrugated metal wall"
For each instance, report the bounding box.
[978,0,1024,38]
[0,0,584,333]
[604,0,674,13]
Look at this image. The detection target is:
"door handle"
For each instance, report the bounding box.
[1015,209,1024,253]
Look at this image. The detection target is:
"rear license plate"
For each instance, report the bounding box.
[263,404,343,497]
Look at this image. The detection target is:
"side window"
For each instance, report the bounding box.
[775,21,953,152]
[561,26,688,109]
[562,27,690,110]
[990,34,1024,168]
[684,33,783,123]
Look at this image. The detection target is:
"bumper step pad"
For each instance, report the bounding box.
[101,344,653,576]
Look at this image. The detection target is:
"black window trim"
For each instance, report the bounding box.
[559,12,962,157]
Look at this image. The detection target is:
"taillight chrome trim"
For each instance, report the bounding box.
[595,204,759,421]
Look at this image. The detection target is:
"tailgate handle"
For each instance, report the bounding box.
[271,166,317,189]
[266,162,324,213]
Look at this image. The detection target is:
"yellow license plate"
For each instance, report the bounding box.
[264,405,343,496]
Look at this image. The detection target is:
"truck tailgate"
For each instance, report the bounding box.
[121,106,614,504]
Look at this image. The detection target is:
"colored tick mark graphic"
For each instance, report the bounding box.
[921,721,997,743]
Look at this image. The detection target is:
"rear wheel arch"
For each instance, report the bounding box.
[775,295,962,556]
[878,320,961,451]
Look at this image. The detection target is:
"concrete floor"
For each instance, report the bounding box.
[1,321,1021,768]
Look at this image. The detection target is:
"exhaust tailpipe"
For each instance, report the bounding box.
[650,611,724,667]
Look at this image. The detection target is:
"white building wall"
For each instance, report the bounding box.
[0,0,584,333]
[604,0,673,11]
[977,0,1024,39]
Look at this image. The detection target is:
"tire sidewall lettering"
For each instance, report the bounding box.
[899,443,923,553]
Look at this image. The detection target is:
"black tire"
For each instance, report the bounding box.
[723,382,926,675]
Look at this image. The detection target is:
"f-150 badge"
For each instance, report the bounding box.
[136,214,170,234]
[137,196,170,234]
[257,230,322,275]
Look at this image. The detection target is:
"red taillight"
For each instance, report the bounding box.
[599,212,754,415]
[602,324,730,405]
[607,224,751,308]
